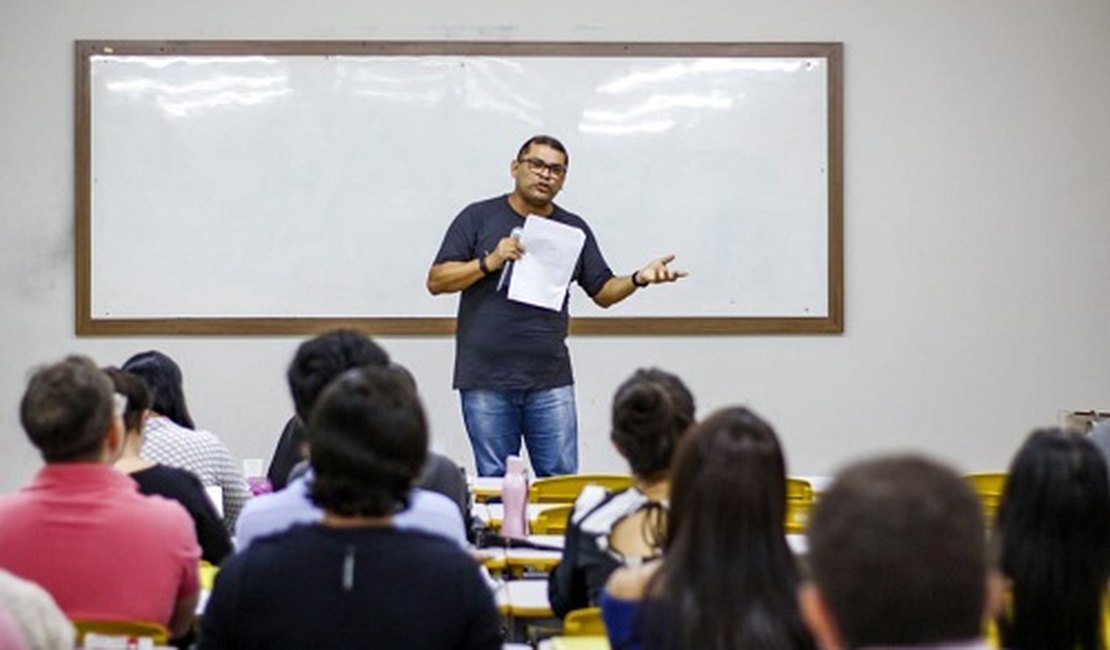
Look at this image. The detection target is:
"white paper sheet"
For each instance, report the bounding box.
[507,217,586,312]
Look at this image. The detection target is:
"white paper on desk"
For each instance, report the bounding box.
[507,217,586,311]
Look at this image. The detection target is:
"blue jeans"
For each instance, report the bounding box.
[460,385,578,477]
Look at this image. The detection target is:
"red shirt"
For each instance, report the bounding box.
[0,464,200,626]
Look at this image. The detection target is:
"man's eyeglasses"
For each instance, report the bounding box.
[520,157,567,178]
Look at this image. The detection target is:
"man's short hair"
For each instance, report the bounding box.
[286,330,390,423]
[308,365,428,517]
[20,355,115,462]
[517,134,569,166]
[807,455,986,647]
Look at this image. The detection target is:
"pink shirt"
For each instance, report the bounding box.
[0,464,199,627]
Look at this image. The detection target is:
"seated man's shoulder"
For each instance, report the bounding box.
[409,487,461,515]
[399,489,467,546]
[128,489,197,530]
[235,478,320,546]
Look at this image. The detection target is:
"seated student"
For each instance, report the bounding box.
[281,361,472,524]
[236,330,466,549]
[200,366,501,650]
[601,407,813,650]
[992,428,1110,650]
[801,455,998,650]
[106,367,233,565]
[265,333,389,492]
[548,368,694,617]
[0,569,74,650]
[0,356,199,639]
[122,350,252,532]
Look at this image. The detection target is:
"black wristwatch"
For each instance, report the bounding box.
[478,252,493,276]
[631,270,649,288]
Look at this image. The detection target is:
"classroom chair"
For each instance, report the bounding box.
[784,477,815,534]
[530,474,634,503]
[963,472,1007,525]
[72,619,170,645]
[563,607,606,636]
[531,503,575,534]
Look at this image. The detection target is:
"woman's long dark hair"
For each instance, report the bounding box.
[642,407,813,650]
[994,428,1110,650]
[121,350,195,429]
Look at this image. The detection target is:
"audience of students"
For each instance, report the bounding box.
[0,356,200,640]
[106,367,234,565]
[601,406,814,650]
[235,330,467,549]
[2,337,1108,650]
[991,428,1110,650]
[549,367,694,618]
[802,455,997,650]
[0,569,74,650]
[200,365,501,649]
[121,350,252,532]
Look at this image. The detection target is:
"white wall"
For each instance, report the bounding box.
[2,0,1109,493]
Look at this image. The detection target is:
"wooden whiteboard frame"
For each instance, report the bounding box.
[75,40,843,336]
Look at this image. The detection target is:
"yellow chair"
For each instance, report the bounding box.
[784,477,815,534]
[964,472,1007,525]
[72,619,170,645]
[532,503,575,534]
[563,607,606,636]
[530,474,634,503]
[199,560,219,591]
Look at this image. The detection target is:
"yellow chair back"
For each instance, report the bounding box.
[199,560,219,591]
[530,474,634,503]
[563,607,606,636]
[784,477,815,533]
[532,503,575,534]
[786,477,815,503]
[72,619,170,645]
[964,472,1007,524]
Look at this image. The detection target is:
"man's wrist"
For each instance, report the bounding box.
[478,252,493,276]
[631,270,649,288]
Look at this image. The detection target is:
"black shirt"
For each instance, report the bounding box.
[200,525,501,650]
[433,195,613,390]
[266,417,306,491]
[130,463,234,564]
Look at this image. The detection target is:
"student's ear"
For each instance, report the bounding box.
[983,570,1006,621]
[799,582,844,650]
[102,415,126,463]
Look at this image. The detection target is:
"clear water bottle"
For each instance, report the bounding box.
[500,455,529,540]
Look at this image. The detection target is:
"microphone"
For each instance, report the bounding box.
[496,226,524,292]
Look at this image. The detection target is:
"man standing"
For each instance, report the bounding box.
[428,135,685,477]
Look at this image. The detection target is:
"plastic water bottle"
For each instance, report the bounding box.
[500,455,530,540]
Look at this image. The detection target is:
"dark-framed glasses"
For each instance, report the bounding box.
[520,157,567,178]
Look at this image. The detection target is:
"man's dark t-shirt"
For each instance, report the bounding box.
[433,195,613,391]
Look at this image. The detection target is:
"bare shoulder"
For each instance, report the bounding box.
[605,559,663,600]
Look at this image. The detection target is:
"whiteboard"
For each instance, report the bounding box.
[76,41,843,335]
